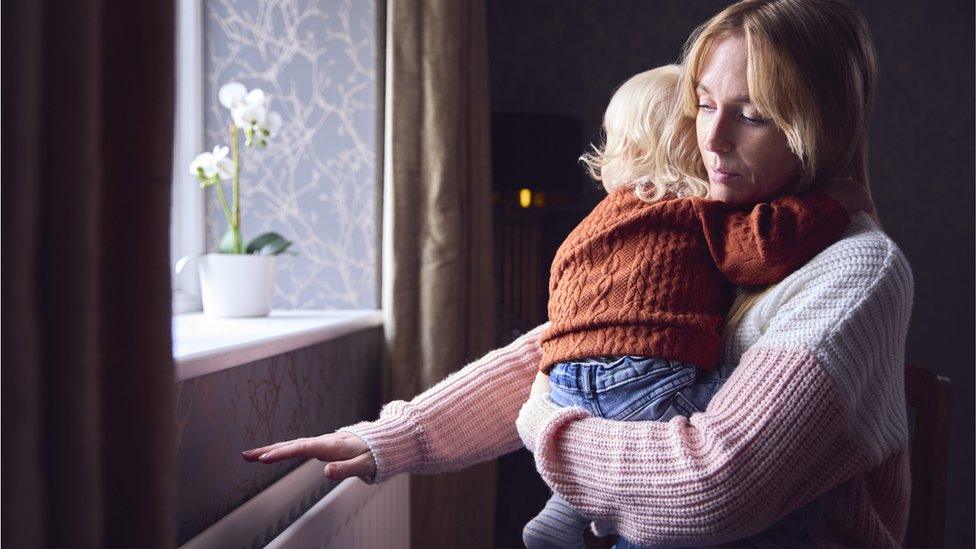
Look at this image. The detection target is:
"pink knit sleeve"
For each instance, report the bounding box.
[516,233,913,546]
[337,323,547,484]
[517,350,858,545]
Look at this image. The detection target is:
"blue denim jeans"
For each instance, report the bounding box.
[546,356,822,549]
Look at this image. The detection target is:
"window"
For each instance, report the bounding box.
[170,0,379,314]
[171,0,206,314]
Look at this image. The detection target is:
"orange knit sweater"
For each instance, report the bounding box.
[540,187,849,372]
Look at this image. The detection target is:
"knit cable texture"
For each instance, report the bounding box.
[539,189,849,373]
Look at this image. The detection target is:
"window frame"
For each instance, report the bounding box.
[170,0,206,315]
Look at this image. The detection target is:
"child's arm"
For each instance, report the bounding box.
[692,188,854,286]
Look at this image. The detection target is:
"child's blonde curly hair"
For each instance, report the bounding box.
[580,65,695,202]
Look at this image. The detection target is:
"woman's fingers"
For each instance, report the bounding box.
[324,450,377,481]
[249,432,367,464]
[243,432,377,483]
[241,438,309,461]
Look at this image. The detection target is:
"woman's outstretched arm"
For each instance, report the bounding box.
[333,322,548,483]
[517,223,913,547]
[245,323,548,482]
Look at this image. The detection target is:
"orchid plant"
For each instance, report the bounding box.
[190,82,292,255]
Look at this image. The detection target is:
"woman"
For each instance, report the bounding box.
[244,1,912,546]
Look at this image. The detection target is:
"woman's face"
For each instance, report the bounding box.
[695,33,800,205]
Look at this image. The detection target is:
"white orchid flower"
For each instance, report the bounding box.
[217,81,282,146]
[210,145,234,180]
[265,111,282,138]
[244,88,265,108]
[248,111,283,145]
[193,82,294,255]
[231,89,267,127]
[188,151,214,179]
[218,82,247,109]
[189,145,234,185]
[231,103,267,129]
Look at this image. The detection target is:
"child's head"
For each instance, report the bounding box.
[581,64,682,201]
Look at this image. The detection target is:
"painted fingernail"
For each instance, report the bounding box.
[260,452,271,460]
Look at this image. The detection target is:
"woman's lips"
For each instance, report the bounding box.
[707,167,740,183]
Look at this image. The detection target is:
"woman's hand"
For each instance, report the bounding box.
[242,431,376,481]
[821,177,874,214]
[530,371,550,398]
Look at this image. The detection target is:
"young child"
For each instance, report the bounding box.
[521,65,864,549]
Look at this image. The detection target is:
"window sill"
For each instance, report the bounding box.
[173,309,383,381]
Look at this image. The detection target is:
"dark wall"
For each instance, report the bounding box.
[175,329,382,544]
[864,3,974,546]
[487,1,974,547]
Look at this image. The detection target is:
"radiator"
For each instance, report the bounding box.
[181,459,410,549]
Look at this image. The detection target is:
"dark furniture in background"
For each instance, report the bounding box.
[491,111,596,548]
[905,365,953,549]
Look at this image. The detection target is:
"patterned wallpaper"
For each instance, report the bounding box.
[175,328,383,544]
[203,0,377,309]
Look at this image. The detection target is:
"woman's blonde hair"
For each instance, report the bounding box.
[666,0,878,196]
[662,0,880,331]
[580,65,700,202]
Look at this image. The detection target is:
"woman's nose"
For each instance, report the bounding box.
[702,114,734,154]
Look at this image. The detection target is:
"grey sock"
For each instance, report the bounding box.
[522,493,588,549]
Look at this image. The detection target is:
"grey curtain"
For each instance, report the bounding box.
[382,0,497,547]
[1,0,176,547]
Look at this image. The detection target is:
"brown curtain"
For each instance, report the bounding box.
[2,1,176,547]
[381,0,497,547]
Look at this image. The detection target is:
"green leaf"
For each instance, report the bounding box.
[268,239,293,255]
[246,231,293,255]
[245,231,278,253]
[218,227,243,254]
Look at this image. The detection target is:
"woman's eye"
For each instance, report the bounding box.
[741,112,767,125]
[697,103,715,111]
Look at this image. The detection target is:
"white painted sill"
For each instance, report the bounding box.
[173,309,384,381]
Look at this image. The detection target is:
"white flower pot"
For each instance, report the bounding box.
[198,253,277,318]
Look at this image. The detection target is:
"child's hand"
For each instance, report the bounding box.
[530,371,551,397]
[242,431,376,482]
[820,177,874,214]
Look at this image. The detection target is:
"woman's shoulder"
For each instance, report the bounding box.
[729,213,913,356]
[798,212,913,294]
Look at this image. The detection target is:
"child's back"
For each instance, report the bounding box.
[540,186,848,374]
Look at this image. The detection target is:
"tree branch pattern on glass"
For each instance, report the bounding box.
[204,0,377,308]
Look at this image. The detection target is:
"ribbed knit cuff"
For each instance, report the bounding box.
[335,400,426,485]
[516,393,566,453]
